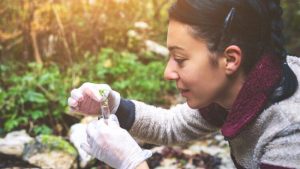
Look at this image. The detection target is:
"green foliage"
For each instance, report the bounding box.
[33,125,53,135]
[94,48,176,103]
[1,0,298,139]
[282,1,300,54]
[0,48,175,136]
[0,61,72,135]
[68,48,176,104]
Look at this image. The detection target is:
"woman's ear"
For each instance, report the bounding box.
[223,45,242,75]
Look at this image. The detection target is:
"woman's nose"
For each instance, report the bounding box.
[164,60,179,80]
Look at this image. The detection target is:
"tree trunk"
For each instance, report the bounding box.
[30,30,43,65]
[52,5,73,65]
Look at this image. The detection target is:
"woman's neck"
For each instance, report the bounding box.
[215,71,246,111]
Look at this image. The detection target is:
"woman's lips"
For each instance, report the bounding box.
[180,89,190,97]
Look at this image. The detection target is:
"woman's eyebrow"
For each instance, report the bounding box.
[168,46,185,52]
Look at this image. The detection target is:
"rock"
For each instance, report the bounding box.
[23,135,77,169]
[69,123,93,168]
[145,40,169,57]
[157,158,178,169]
[149,146,222,169]
[0,130,33,156]
[187,135,235,169]
[188,143,226,156]
[134,21,149,30]
[0,153,39,169]
[127,30,140,39]
[148,134,235,169]
[25,151,76,169]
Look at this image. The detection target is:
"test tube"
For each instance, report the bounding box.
[100,100,110,124]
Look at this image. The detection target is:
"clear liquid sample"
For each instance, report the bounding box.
[101,102,110,120]
[98,89,110,123]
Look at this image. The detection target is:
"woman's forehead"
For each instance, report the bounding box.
[167,20,207,52]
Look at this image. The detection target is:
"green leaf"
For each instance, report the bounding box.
[30,110,45,120]
[39,73,52,84]
[53,110,62,117]
[0,64,8,73]
[33,125,53,135]
[0,88,6,105]
[4,118,19,131]
[16,116,28,125]
[23,74,35,84]
[24,90,47,104]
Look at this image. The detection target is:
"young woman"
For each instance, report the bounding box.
[68,0,300,168]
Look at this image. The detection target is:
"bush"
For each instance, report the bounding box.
[0,48,176,136]
[0,62,72,135]
[92,48,176,103]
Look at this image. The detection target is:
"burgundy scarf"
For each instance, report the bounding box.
[199,53,283,138]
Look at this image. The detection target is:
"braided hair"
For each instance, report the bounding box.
[266,0,298,102]
[266,0,286,59]
[168,0,286,73]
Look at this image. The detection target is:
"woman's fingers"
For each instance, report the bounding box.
[80,143,92,156]
[80,85,101,102]
[68,97,78,107]
[70,88,84,101]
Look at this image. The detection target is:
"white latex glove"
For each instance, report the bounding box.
[68,83,121,116]
[81,115,152,169]
[69,123,93,168]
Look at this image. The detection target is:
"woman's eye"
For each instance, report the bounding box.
[169,53,186,65]
[174,58,185,64]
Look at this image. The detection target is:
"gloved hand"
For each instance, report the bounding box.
[69,123,93,168]
[81,115,152,169]
[68,83,121,116]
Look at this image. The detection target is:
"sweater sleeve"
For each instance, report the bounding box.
[126,100,218,145]
[259,123,300,169]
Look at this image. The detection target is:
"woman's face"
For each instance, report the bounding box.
[165,20,229,109]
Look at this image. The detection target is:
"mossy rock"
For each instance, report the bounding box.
[23,135,78,169]
[23,134,77,158]
[38,135,77,156]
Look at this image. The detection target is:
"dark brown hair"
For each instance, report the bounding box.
[169,0,286,73]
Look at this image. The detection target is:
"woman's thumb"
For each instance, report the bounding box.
[108,114,120,126]
[80,143,92,156]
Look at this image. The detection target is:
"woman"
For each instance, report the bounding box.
[68,0,300,168]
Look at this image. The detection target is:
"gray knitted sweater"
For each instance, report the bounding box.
[117,56,300,169]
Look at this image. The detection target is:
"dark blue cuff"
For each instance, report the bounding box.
[115,98,135,131]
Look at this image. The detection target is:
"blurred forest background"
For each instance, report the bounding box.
[0,0,300,138]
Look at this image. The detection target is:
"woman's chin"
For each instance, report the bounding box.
[186,100,200,109]
[186,99,210,109]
